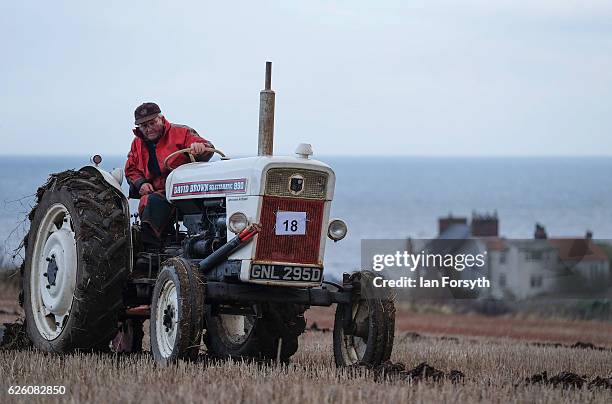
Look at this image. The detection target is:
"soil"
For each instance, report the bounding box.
[3,289,612,392]
[525,371,612,390]
[305,306,612,347]
[0,298,22,325]
[0,321,31,350]
[531,341,610,351]
[350,361,465,383]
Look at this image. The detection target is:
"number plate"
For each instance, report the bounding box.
[250,264,323,282]
[275,211,306,235]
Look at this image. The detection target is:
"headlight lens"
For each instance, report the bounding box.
[328,219,347,241]
[228,212,249,234]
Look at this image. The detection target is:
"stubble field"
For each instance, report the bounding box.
[1,284,612,403]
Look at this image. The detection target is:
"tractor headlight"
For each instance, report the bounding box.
[327,219,347,241]
[228,212,249,234]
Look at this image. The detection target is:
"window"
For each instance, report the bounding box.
[526,251,542,261]
[590,263,600,279]
[499,252,506,264]
[530,275,543,288]
[499,273,506,287]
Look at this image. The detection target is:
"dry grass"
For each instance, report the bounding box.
[1,276,611,403]
[1,331,611,403]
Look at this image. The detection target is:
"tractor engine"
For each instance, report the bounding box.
[176,198,227,260]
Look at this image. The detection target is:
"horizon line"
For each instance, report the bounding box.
[1,153,612,159]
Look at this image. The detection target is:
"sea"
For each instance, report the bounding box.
[1,155,611,277]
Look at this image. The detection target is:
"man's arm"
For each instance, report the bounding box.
[184,127,214,162]
[125,140,148,198]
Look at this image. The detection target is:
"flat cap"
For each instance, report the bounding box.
[134,102,162,125]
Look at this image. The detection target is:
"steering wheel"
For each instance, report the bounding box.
[163,147,228,171]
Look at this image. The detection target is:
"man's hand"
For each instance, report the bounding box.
[139,183,154,196]
[189,142,209,156]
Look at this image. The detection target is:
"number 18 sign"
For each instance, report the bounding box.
[275,211,307,235]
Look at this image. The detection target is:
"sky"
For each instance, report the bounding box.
[1,1,612,157]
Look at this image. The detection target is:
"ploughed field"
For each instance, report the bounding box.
[1,288,612,403]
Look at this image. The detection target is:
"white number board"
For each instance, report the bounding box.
[275,211,307,235]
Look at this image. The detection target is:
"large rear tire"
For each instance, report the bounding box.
[22,169,130,352]
[150,258,204,364]
[333,271,395,367]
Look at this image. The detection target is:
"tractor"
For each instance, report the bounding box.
[20,63,395,365]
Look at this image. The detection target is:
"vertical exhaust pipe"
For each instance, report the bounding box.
[258,61,275,156]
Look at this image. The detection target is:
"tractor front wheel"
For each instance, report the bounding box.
[333,271,395,367]
[150,257,204,364]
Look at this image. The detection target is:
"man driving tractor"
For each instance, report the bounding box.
[125,102,214,247]
[20,64,394,364]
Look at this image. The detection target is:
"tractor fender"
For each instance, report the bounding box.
[81,165,125,195]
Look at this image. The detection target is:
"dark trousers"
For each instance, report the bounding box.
[138,191,175,240]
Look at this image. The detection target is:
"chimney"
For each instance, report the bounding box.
[534,223,547,239]
[438,214,467,235]
[471,212,499,237]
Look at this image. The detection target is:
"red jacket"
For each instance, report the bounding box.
[125,117,212,196]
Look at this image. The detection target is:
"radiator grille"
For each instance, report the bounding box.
[265,168,328,199]
[255,196,324,265]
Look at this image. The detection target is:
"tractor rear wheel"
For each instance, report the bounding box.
[204,303,306,362]
[22,169,130,352]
